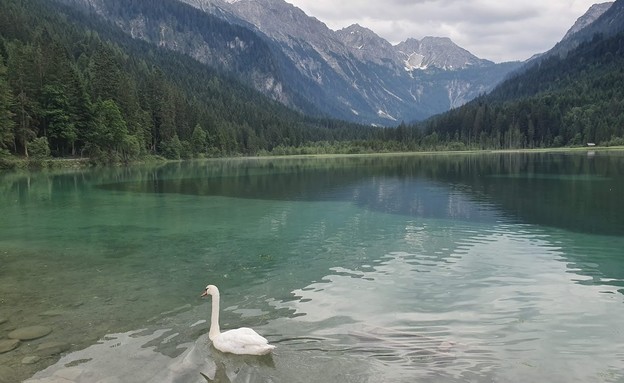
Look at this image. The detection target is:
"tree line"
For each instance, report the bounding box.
[0,0,384,164]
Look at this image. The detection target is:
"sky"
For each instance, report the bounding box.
[285,0,605,63]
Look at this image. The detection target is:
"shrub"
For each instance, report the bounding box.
[29,137,51,159]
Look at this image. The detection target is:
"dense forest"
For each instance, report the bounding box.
[0,0,387,165]
[0,0,623,167]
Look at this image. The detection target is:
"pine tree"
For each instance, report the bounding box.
[7,41,40,157]
[0,61,15,152]
[42,85,77,156]
[190,123,207,156]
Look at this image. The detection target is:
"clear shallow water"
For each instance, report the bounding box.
[0,152,623,382]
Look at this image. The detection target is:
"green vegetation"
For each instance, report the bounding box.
[0,0,623,169]
[0,0,383,167]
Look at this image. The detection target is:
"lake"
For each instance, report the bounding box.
[1,152,623,382]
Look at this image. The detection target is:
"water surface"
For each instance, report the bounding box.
[1,152,623,382]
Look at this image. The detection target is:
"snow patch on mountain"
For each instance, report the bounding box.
[403,52,426,71]
[377,109,397,121]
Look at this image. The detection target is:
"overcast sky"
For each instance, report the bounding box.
[286,0,603,63]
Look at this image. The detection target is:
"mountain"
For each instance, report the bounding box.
[395,37,493,71]
[193,0,520,124]
[419,0,624,149]
[335,24,399,68]
[59,0,521,125]
[562,2,613,40]
[538,1,618,60]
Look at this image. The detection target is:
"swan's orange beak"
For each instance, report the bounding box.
[200,290,208,298]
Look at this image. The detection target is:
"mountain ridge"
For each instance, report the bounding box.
[563,2,614,40]
[173,0,523,124]
[55,0,605,126]
[534,1,617,61]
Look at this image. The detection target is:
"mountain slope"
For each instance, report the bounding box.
[395,37,492,71]
[0,0,382,161]
[55,0,319,113]
[64,0,520,125]
[537,1,617,61]
[197,0,520,124]
[419,0,624,149]
[562,2,614,40]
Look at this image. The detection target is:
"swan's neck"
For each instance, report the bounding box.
[209,290,221,341]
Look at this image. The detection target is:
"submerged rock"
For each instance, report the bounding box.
[0,365,16,383]
[36,342,70,356]
[0,317,7,325]
[0,338,20,353]
[22,356,41,365]
[8,325,52,340]
[40,309,65,317]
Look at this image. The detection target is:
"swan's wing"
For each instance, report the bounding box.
[214,328,275,355]
[220,328,270,345]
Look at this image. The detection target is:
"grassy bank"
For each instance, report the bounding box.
[0,156,92,170]
[0,155,173,171]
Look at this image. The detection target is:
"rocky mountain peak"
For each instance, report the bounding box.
[396,36,491,71]
[563,2,613,40]
[335,24,399,65]
[227,0,325,38]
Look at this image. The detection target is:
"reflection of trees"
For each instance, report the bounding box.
[4,151,623,236]
[419,152,624,237]
[94,157,501,224]
[2,153,598,237]
[90,153,624,236]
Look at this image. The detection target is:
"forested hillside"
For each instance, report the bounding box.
[417,32,624,149]
[1,0,623,165]
[0,0,381,164]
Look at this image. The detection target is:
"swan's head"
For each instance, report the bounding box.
[200,284,219,298]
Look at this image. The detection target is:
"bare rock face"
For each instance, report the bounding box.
[8,325,52,341]
[562,2,614,40]
[212,0,508,123]
[396,37,492,71]
[62,0,520,124]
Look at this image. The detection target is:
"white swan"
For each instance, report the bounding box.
[200,285,275,355]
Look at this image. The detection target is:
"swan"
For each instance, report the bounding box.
[200,285,275,355]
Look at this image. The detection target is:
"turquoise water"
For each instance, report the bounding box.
[1,153,623,382]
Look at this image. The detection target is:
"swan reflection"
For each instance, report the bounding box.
[24,328,275,383]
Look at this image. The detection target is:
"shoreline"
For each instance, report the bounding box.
[1,145,622,171]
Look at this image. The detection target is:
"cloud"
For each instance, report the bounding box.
[286,0,600,62]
